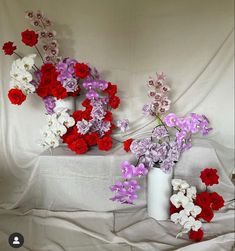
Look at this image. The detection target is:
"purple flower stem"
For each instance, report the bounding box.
[35,45,44,63]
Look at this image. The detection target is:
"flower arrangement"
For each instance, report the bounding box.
[2,10,123,154]
[110,72,213,204]
[170,168,224,242]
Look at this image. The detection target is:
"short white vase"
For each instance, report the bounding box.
[147,167,173,221]
[55,97,76,113]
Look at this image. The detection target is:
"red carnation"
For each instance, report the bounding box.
[82,99,92,108]
[2,41,16,55]
[72,110,83,122]
[51,84,68,99]
[21,29,38,47]
[169,202,182,215]
[62,127,81,144]
[123,138,133,152]
[68,138,88,154]
[195,191,211,208]
[8,88,26,105]
[197,205,214,222]
[109,95,120,109]
[82,109,92,121]
[200,168,219,186]
[105,123,116,135]
[74,63,90,79]
[104,82,117,96]
[189,229,204,242]
[210,192,224,211]
[97,136,113,151]
[104,111,113,122]
[84,132,99,146]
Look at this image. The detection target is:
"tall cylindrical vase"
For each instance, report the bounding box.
[55,97,76,113]
[147,167,173,220]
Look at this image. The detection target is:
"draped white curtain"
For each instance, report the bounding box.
[0,0,234,250]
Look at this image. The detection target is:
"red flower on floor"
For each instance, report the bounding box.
[2,41,16,55]
[210,192,224,211]
[97,136,113,151]
[68,138,88,154]
[200,168,219,186]
[189,229,204,242]
[74,63,90,79]
[21,29,38,47]
[104,82,117,96]
[195,191,211,208]
[8,88,26,105]
[197,205,214,222]
[123,138,133,152]
[109,95,120,109]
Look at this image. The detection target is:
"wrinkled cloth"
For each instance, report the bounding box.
[0,0,234,250]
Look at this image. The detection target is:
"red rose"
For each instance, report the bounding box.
[97,136,113,151]
[21,29,38,47]
[104,82,117,96]
[169,202,182,215]
[109,95,120,109]
[123,138,133,152]
[72,110,83,122]
[104,111,113,122]
[74,63,90,79]
[2,41,16,55]
[68,138,88,154]
[51,84,68,99]
[8,88,26,105]
[84,132,99,146]
[195,191,211,208]
[197,205,214,222]
[189,229,204,242]
[210,192,224,211]
[200,168,219,186]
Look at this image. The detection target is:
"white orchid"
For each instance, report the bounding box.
[184,216,202,232]
[171,210,189,225]
[186,186,197,201]
[184,202,202,217]
[172,179,190,192]
[170,191,189,208]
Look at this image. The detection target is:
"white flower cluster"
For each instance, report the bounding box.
[40,108,75,149]
[10,54,36,95]
[170,179,202,237]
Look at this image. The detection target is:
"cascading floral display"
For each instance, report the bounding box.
[2,10,122,153]
[110,72,213,204]
[170,168,224,242]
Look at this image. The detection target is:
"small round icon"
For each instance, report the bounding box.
[8,233,24,248]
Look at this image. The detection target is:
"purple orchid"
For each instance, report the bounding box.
[164,113,179,127]
[121,161,135,179]
[134,163,148,177]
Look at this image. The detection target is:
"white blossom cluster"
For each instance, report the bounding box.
[170,179,202,238]
[10,54,37,95]
[40,108,75,149]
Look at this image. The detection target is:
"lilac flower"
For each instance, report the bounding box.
[160,158,174,173]
[164,113,179,127]
[134,163,148,177]
[176,130,192,151]
[142,104,151,116]
[91,106,106,120]
[90,119,111,136]
[167,141,181,162]
[76,119,92,134]
[130,138,153,158]
[63,78,78,92]
[150,142,168,162]
[121,161,135,179]
[117,119,130,132]
[152,126,169,140]
[43,96,56,115]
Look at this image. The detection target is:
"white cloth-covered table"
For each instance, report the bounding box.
[0,0,234,250]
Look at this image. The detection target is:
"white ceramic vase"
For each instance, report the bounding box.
[55,97,76,113]
[147,167,173,221]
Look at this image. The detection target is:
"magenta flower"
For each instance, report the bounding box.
[164,113,179,127]
[121,161,135,179]
[134,163,148,177]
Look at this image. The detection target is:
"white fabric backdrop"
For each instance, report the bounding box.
[0,0,234,250]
